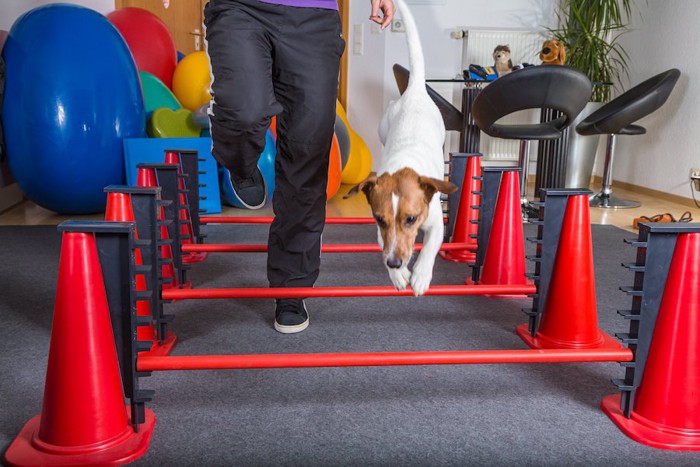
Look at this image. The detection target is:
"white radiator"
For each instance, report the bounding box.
[461,29,547,162]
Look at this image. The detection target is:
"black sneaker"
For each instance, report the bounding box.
[226,167,267,210]
[274,298,309,334]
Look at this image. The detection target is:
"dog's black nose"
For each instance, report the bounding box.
[542,47,551,54]
[386,257,402,269]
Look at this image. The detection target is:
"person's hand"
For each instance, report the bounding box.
[161,0,170,8]
[369,0,395,30]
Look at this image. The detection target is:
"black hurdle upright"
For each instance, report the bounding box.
[136,162,193,287]
[469,166,520,283]
[173,149,207,246]
[57,220,154,431]
[104,185,175,346]
[613,222,700,417]
[444,153,468,242]
[444,152,481,244]
[522,188,593,336]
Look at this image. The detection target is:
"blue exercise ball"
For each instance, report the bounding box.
[1,4,146,214]
[221,130,276,209]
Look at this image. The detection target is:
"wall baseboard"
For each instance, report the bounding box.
[0,183,24,214]
[591,176,699,209]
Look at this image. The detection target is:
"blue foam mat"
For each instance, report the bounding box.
[123,137,222,214]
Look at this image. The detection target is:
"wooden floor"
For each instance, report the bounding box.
[1,179,698,233]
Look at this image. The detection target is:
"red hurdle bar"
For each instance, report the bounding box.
[182,242,474,254]
[201,216,450,225]
[138,348,634,371]
[201,216,376,225]
[162,284,536,300]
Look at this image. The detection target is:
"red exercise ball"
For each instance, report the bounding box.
[269,115,278,139]
[327,134,342,199]
[106,8,177,89]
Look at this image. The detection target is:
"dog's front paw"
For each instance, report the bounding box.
[388,267,411,291]
[410,262,433,296]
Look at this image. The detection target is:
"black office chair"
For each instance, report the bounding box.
[470,65,592,216]
[392,63,463,132]
[576,68,681,208]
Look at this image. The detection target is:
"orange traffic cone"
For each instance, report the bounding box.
[164,150,207,264]
[137,166,191,290]
[602,232,700,450]
[478,170,527,287]
[4,232,155,466]
[105,192,176,356]
[441,154,480,262]
[517,194,621,349]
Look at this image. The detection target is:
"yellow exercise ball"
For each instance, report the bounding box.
[341,129,372,185]
[172,51,211,111]
[336,100,349,124]
[336,100,372,185]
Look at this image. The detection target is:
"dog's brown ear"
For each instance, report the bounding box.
[558,41,566,64]
[343,173,378,199]
[418,176,458,202]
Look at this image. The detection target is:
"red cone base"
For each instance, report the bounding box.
[478,171,528,289]
[602,394,700,451]
[143,332,177,357]
[516,323,622,350]
[440,248,475,263]
[4,408,155,466]
[181,250,208,264]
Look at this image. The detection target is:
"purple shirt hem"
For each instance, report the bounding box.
[257,0,338,9]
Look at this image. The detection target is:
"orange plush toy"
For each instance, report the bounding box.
[539,39,566,65]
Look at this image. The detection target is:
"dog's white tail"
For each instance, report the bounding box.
[395,0,425,92]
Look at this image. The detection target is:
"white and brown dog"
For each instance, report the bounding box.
[345,0,457,296]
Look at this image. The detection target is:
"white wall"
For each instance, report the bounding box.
[346,0,558,170]
[4,0,558,172]
[16,0,693,197]
[613,0,699,199]
[1,0,115,30]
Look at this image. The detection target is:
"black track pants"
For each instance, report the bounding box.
[204,0,345,288]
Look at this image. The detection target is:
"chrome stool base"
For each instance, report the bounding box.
[589,192,641,209]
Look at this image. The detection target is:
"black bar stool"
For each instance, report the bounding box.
[470,65,592,217]
[576,68,681,208]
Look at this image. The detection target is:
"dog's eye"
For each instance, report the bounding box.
[405,215,417,226]
[375,215,387,228]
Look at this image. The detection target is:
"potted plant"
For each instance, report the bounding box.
[548,0,634,188]
[551,0,633,102]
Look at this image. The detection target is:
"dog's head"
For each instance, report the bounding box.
[344,168,457,269]
[539,39,566,65]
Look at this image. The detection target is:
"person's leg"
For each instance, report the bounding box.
[267,6,345,288]
[203,0,282,208]
[264,4,345,332]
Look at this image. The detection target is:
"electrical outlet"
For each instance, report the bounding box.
[391,18,406,33]
[692,168,700,191]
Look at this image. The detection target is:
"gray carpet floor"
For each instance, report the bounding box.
[2,223,700,466]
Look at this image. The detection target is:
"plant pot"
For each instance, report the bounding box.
[564,101,603,189]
